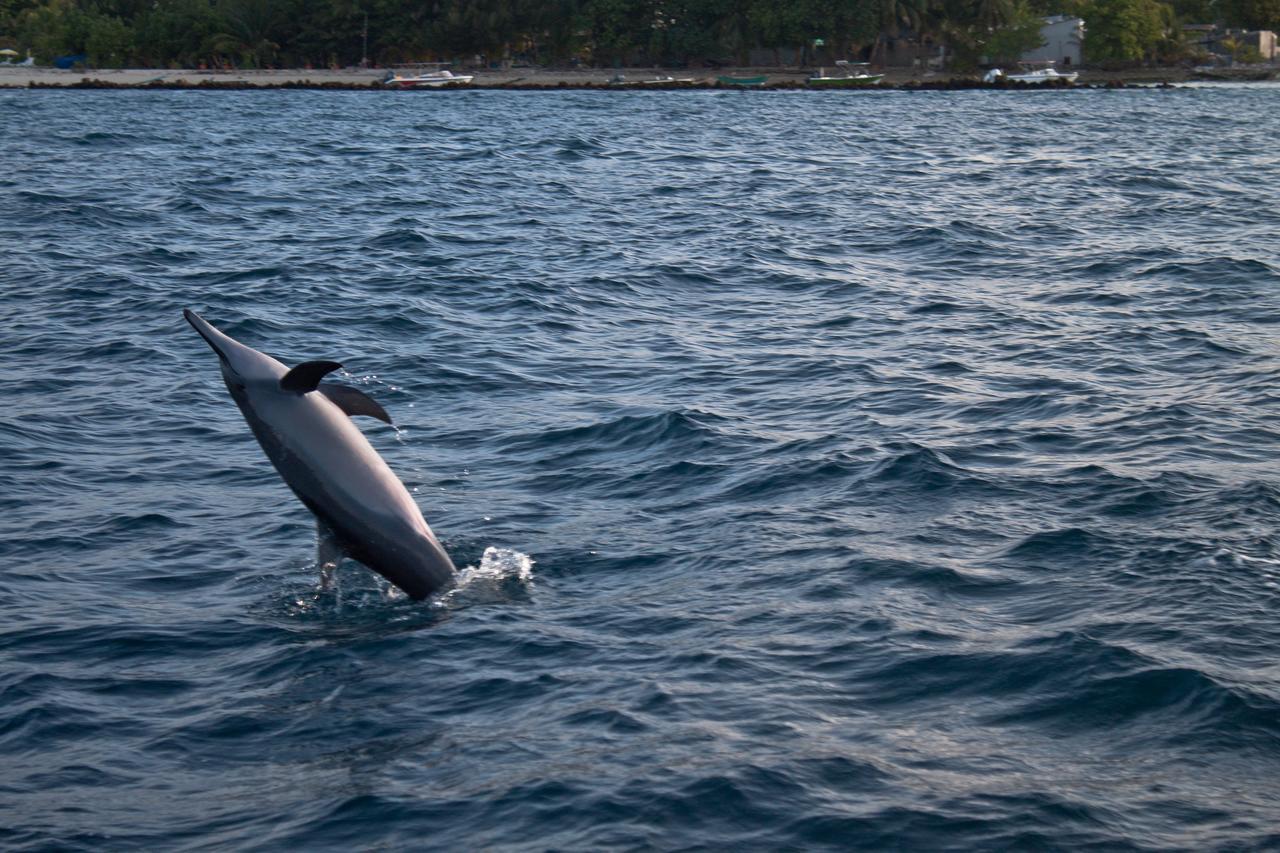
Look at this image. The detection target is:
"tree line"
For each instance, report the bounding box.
[1,0,1275,70]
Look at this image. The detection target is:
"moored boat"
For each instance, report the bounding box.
[1191,65,1277,81]
[608,74,697,86]
[382,68,474,88]
[984,62,1078,84]
[717,74,768,86]
[807,62,883,87]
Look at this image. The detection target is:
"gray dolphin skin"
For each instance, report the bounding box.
[184,309,456,600]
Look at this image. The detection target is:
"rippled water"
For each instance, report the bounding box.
[4,86,1280,849]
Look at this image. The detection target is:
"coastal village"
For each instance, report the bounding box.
[1,0,1277,89]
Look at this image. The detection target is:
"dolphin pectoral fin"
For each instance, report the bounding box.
[317,521,342,590]
[318,383,393,425]
[281,360,343,393]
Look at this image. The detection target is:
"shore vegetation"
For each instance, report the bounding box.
[0,0,1274,70]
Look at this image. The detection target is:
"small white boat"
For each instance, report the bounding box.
[985,62,1078,84]
[608,74,697,86]
[382,68,473,88]
[642,75,696,85]
[807,61,884,88]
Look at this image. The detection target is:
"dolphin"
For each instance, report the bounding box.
[183,309,456,600]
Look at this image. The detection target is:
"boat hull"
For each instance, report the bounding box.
[807,74,884,87]
[384,73,474,88]
[718,75,767,86]
[1005,71,1077,83]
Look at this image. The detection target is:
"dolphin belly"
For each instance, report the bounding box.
[318,504,455,600]
[247,401,457,600]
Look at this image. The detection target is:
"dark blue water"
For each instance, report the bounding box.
[3,86,1280,850]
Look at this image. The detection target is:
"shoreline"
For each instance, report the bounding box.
[0,65,1233,90]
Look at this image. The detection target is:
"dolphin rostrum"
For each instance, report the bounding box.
[184,309,456,600]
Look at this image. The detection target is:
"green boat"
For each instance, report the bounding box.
[717,74,768,87]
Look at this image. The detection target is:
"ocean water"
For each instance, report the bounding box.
[3,85,1280,850]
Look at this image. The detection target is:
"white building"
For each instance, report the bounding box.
[1022,15,1086,66]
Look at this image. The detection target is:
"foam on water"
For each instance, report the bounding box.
[456,546,537,586]
[273,545,533,617]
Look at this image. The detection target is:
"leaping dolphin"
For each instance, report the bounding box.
[184,309,456,600]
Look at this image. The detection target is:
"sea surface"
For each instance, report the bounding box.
[3,84,1280,850]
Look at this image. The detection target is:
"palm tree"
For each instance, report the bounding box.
[873,0,931,66]
[208,0,288,67]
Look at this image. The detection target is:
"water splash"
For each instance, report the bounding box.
[456,546,535,586]
[276,546,532,616]
[427,546,535,607]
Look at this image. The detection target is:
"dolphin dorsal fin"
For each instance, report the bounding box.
[280,360,343,393]
[319,383,393,425]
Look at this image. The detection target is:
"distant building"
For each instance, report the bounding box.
[1235,30,1277,60]
[1021,15,1086,66]
[1183,25,1278,62]
[1182,23,1217,53]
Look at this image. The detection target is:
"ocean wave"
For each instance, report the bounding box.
[501,408,732,462]
[6,87,1280,849]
